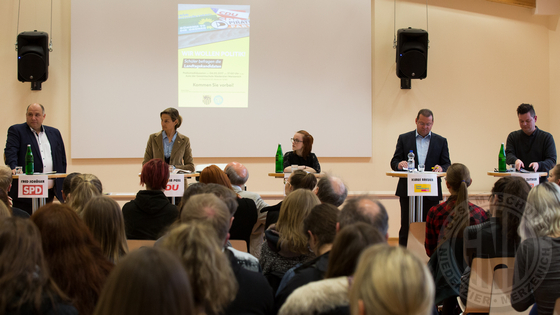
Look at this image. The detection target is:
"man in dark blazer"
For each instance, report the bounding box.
[4,103,67,214]
[390,109,451,247]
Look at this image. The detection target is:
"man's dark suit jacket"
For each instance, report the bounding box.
[4,123,67,203]
[390,130,451,200]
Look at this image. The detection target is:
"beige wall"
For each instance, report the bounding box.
[1,0,558,238]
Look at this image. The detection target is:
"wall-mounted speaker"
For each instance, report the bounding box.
[396,28,428,80]
[17,31,49,89]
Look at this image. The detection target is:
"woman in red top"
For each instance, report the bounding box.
[424,163,489,257]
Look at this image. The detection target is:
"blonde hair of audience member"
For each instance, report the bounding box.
[548,164,560,185]
[67,174,103,215]
[277,189,320,255]
[0,198,11,219]
[82,196,129,263]
[162,222,237,315]
[93,247,194,315]
[0,217,71,314]
[0,165,12,191]
[519,181,560,241]
[350,245,435,315]
[179,193,232,242]
[439,163,472,243]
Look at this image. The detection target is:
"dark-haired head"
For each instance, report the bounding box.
[416,108,434,120]
[93,247,194,315]
[303,203,338,254]
[325,222,385,278]
[62,172,82,201]
[0,217,70,314]
[31,203,114,315]
[160,107,183,130]
[491,176,530,244]
[289,170,317,191]
[141,159,170,190]
[517,103,535,117]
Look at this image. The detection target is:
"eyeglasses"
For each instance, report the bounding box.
[291,138,303,144]
[284,178,291,185]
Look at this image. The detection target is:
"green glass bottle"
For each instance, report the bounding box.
[275,144,283,173]
[498,143,506,172]
[25,144,34,175]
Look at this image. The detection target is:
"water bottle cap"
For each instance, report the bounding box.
[409,150,413,152]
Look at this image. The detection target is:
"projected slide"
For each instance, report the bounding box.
[178,5,250,108]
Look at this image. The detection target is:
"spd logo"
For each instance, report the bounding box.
[22,185,43,195]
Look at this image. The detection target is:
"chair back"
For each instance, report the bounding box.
[489,267,531,315]
[464,257,515,314]
[230,239,248,252]
[407,222,429,264]
[127,239,156,252]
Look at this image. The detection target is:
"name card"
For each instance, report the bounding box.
[511,172,540,188]
[407,173,438,197]
[164,174,185,197]
[18,175,49,198]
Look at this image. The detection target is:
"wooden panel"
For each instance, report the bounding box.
[486,0,536,8]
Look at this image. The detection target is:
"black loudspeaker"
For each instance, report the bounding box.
[396,28,428,80]
[17,31,49,88]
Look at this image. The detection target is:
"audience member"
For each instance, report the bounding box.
[0,187,29,218]
[162,222,237,315]
[67,174,102,215]
[548,164,560,185]
[123,159,178,240]
[0,217,77,315]
[31,204,114,315]
[261,189,320,293]
[275,203,339,312]
[180,193,274,314]
[0,165,29,218]
[0,199,10,219]
[512,182,560,315]
[61,172,81,202]
[278,223,385,315]
[349,245,435,315]
[199,164,257,251]
[177,184,261,272]
[425,163,488,257]
[460,176,530,304]
[315,175,348,207]
[82,195,129,263]
[425,163,488,314]
[226,161,269,255]
[338,195,389,239]
[263,169,317,230]
[92,247,194,315]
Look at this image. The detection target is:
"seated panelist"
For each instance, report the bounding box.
[143,108,194,172]
[283,130,321,173]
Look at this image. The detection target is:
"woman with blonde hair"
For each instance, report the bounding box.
[260,189,320,292]
[350,245,435,315]
[162,222,237,315]
[93,247,194,315]
[82,196,129,263]
[67,174,102,215]
[512,182,560,315]
[264,169,318,230]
